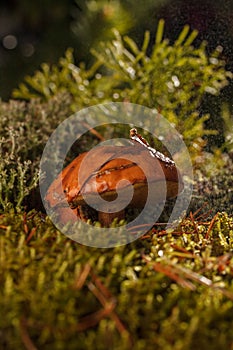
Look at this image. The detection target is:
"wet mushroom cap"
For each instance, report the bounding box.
[45,139,183,223]
[71,149,181,208]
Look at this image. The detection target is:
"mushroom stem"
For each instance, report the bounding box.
[98,210,125,227]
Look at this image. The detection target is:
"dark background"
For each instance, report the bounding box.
[1,0,233,101]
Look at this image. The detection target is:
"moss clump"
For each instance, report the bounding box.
[1,211,233,349]
[0,94,73,212]
[190,155,233,216]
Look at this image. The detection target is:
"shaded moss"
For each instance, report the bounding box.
[190,156,233,216]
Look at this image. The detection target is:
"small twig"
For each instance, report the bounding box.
[0,224,7,229]
[192,206,203,218]
[26,227,37,244]
[143,254,233,301]
[205,213,219,240]
[127,222,180,237]
[88,281,116,313]
[73,263,91,290]
[170,244,197,259]
[76,304,116,332]
[156,230,185,237]
[190,203,213,221]
[174,264,233,300]
[127,223,153,234]
[88,281,129,334]
[20,317,38,350]
[73,267,132,342]
[81,121,105,141]
[90,271,113,299]
[88,276,132,342]
[195,208,213,221]
[127,222,168,232]
[140,234,152,240]
[142,254,196,291]
[189,211,200,241]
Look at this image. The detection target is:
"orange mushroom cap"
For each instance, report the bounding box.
[45,129,183,225]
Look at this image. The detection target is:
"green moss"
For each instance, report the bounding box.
[0,211,233,349]
[13,21,232,159]
[0,94,73,212]
[0,20,233,350]
[191,156,233,215]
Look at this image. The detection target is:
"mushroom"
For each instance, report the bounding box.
[45,129,183,227]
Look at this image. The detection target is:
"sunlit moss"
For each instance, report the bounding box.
[1,211,233,349]
[13,21,232,159]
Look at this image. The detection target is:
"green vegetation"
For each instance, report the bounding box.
[1,21,233,349]
[13,20,232,158]
[1,211,233,349]
[0,94,73,212]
